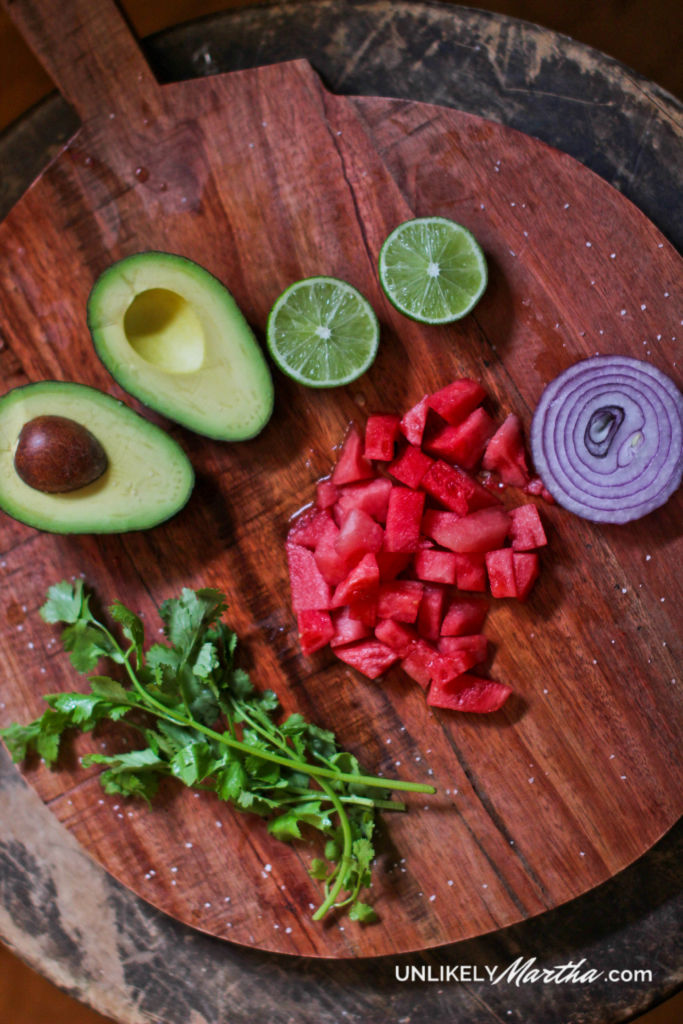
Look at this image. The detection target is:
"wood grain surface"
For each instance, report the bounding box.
[0,0,680,960]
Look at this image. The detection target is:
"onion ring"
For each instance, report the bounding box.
[530,355,682,523]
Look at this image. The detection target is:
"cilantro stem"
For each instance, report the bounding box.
[312,777,353,920]
[101,626,434,798]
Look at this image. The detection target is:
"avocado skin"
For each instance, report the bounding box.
[0,381,195,534]
[87,251,274,441]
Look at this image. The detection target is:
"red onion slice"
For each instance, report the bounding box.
[530,355,682,523]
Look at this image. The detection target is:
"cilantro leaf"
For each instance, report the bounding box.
[40,579,86,624]
[348,902,379,924]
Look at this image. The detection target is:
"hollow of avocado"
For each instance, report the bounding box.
[87,251,274,441]
[0,381,194,534]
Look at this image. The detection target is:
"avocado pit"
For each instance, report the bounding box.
[14,415,108,493]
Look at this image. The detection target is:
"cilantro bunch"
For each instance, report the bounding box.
[1,581,434,923]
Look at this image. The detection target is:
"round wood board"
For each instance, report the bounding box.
[0,3,680,960]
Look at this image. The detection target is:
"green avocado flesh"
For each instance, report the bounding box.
[0,382,194,534]
[87,252,274,440]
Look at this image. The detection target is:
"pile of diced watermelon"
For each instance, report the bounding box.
[286,379,549,713]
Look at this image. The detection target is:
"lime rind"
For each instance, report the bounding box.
[267,276,380,388]
[378,216,488,324]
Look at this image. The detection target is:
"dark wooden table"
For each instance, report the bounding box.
[0,3,681,1022]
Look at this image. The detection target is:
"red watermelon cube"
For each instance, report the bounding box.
[452,551,487,591]
[331,552,380,606]
[417,584,447,640]
[335,477,393,523]
[316,477,339,509]
[400,395,430,446]
[377,581,424,622]
[482,414,531,488]
[297,610,335,655]
[441,596,489,635]
[422,507,510,553]
[388,444,434,489]
[424,407,497,469]
[330,607,371,648]
[335,507,384,560]
[287,543,332,611]
[509,504,548,550]
[422,461,500,515]
[374,618,418,656]
[364,414,400,460]
[332,425,374,485]
[485,548,517,598]
[513,552,540,600]
[438,634,489,664]
[383,487,426,552]
[427,379,486,425]
[427,673,512,712]
[334,639,399,679]
[413,549,458,586]
[287,507,333,548]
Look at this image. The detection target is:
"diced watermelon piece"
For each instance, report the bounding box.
[375,551,413,581]
[335,477,393,523]
[287,507,333,548]
[400,638,440,689]
[438,634,489,664]
[524,476,556,503]
[287,543,332,611]
[441,596,489,636]
[427,673,512,712]
[329,607,371,648]
[374,619,418,656]
[421,461,500,515]
[401,638,468,688]
[452,551,487,591]
[417,584,447,640]
[509,504,548,550]
[316,477,339,509]
[331,425,374,485]
[513,552,540,601]
[425,407,497,470]
[335,507,384,560]
[485,548,517,598]
[388,444,434,489]
[297,610,335,656]
[313,517,355,586]
[364,414,401,460]
[383,487,426,552]
[427,379,486,426]
[334,639,399,679]
[331,552,380,607]
[377,581,424,623]
[422,507,510,553]
[400,395,430,446]
[482,414,531,487]
[347,596,378,627]
[413,549,458,586]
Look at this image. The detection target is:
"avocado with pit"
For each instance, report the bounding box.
[87,251,274,440]
[0,381,194,533]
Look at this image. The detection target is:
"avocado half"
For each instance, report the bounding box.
[0,381,194,534]
[87,252,274,440]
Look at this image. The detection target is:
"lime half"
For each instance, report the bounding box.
[266,276,380,388]
[378,217,488,324]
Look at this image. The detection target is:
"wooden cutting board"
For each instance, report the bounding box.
[0,0,680,959]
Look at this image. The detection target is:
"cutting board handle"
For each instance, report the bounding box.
[2,0,162,124]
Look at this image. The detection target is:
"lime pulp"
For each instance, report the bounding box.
[378,216,488,324]
[266,276,380,388]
